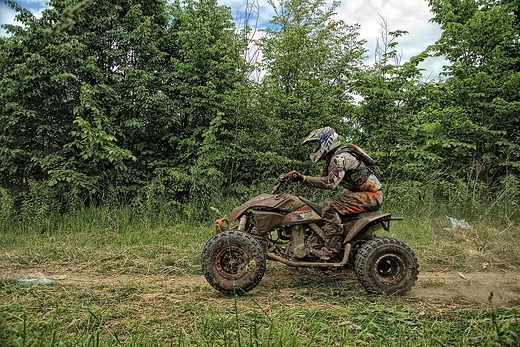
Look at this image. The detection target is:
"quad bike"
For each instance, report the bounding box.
[201,174,419,296]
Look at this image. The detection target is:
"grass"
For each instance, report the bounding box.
[1,280,519,346]
[1,201,520,346]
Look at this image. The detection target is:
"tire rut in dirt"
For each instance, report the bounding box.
[354,237,419,295]
[201,230,266,295]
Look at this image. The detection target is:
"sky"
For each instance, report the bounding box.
[1,0,446,78]
[338,0,445,78]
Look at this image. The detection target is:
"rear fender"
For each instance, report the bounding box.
[343,213,402,243]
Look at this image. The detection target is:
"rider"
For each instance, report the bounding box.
[288,127,384,260]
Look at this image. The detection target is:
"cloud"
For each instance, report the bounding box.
[419,56,449,81]
[221,0,275,29]
[3,0,47,20]
[14,0,48,8]
[335,0,444,78]
[222,0,441,63]
[0,3,18,36]
[339,0,434,31]
[338,0,439,50]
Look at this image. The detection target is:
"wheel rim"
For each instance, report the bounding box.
[215,246,250,280]
[374,253,406,285]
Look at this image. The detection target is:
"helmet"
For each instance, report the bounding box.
[301,127,340,163]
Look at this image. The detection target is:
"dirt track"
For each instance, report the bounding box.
[2,263,519,309]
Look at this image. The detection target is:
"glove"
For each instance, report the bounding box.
[288,170,304,182]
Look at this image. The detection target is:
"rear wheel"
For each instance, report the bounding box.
[354,237,418,295]
[202,230,266,295]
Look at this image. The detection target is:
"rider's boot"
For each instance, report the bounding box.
[312,227,343,261]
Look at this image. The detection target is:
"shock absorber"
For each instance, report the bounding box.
[238,215,248,231]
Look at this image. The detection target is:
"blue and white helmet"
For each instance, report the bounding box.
[301,127,340,163]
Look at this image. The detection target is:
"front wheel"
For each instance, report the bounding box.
[201,230,266,295]
[354,237,418,295]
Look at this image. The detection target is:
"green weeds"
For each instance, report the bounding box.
[1,290,519,346]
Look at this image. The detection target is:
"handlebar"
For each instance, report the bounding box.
[270,171,305,194]
[270,174,290,194]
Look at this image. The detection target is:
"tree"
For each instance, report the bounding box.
[427,0,520,186]
[353,18,442,186]
[0,0,176,206]
[0,0,246,210]
[246,0,366,178]
[157,0,248,199]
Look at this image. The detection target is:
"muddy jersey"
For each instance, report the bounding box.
[304,147,381,192]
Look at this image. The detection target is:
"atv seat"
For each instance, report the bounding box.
[299,197,382,221]
[341,210,382,221]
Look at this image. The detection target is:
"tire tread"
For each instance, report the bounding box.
[354,237,419,295]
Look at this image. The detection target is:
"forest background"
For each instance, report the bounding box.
[1,0,520,345]
[0,0,519,226]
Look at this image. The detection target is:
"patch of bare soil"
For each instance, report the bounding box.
[2,263,519,310]
[408,269,520,308]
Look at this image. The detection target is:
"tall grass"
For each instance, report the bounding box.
[1,173,519,272]
[383,173,520,224]
[3,171,518,230]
